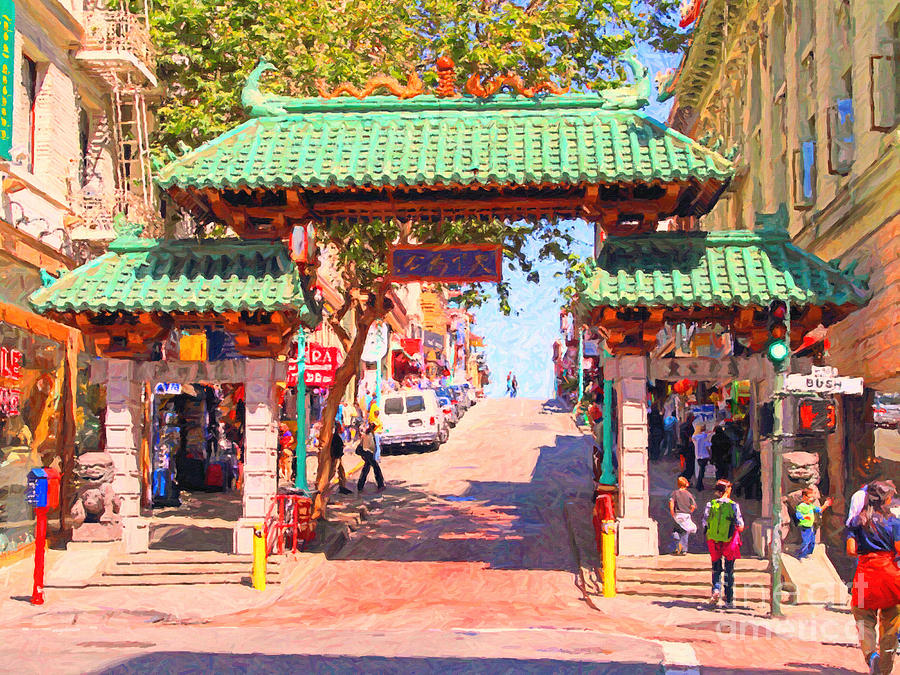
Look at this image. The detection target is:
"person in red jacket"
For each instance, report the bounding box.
[846,481,900,675]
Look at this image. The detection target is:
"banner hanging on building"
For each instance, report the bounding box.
[388,244,503,283]
[0,0,13,160]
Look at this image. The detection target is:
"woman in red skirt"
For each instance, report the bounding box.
[846,480,900,675]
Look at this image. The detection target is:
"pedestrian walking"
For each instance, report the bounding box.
[693,422,711,491]
[678,414,696,482]
[511,375,518,398]
[846,481,900,675]
[795,487,832,559]
[710,423,731,480]
[648,405,664,461]
[669,476,697,555]
[662,412,677,456]
[368,399,384,461]
[702,479,744,609]
[506,372,513,397]
[331,423,352,495]
[355,421,385,492]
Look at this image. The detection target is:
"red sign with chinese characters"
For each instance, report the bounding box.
[287,343,340,388]
[0,346,23,415]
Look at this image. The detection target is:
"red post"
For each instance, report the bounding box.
[291,496,299,553]
[277,496,285,555]
[31,505,48,605]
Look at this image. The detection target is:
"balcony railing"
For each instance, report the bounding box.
[82,10,156,72]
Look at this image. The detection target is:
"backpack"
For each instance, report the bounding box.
[706,499,736,542]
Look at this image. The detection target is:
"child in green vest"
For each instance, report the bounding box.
[795,487,832,559]
[702,479,744,608]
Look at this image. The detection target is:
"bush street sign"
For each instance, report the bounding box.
[783,366,863,395]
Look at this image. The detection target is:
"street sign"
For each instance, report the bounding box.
[362,323,389,362]
[0,0,14,160]
[783,366,863,395]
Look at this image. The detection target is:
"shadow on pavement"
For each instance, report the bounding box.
[95,652,659,674]
[330,431,593,571]
[93,651,861,674]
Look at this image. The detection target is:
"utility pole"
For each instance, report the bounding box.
[769,303,790,617]
[577,327,584,405]
[294,329,308,492]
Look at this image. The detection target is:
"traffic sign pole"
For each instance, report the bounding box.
[31,505,48,605]
[294,329,308,492]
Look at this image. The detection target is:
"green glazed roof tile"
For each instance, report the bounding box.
[156,94,734,192]
[575,229,871,311]
[30,237,320,327]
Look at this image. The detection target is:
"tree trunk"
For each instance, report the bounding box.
[311,283,389,519]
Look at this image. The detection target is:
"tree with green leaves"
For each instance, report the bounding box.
[149,0,683,517]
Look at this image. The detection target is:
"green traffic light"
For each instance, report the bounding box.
[767,339,789,362]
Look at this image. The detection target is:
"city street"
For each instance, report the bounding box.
[2,398,865,674]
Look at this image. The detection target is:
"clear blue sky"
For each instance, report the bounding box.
[471,46,679,399]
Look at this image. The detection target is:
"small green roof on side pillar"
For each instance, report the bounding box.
[575,225,870,314]
[30,223,320,327]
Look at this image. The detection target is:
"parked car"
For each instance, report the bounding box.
[381,389,448,452]
[437,395,458,427]
[437,386,464,419]
[873,392,900,428]
[450,384,473,410]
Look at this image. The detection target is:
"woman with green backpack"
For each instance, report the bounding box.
[702,479,745,609]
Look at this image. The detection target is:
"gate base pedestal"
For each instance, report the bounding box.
[617,517,658,556]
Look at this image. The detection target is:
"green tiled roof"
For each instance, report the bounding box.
[156,94,733,192]
[30,236,320,325]
[576,229,870,311]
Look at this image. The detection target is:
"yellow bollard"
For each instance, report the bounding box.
[251,523,266,591]
[600,520,616,597]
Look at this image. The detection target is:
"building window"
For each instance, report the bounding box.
[793,116,816,207]
[827,70,854,174]
[22,55,37,172]
[78,108,90,187]
[870,23,899,130]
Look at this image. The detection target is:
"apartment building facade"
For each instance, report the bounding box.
[664,0,899,501]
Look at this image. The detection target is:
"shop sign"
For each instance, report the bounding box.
[0,346,23,415]
[0,0,12,160]
[0,346,23,380]
[690,404,716,422]
[154,382,182,395]
[423,330,443,351]
[783,366,863,395]
[362,323,389,363]
[305,369,335,387]
[388,244,503,283]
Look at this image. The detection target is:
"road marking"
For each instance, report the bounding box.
[659,640,700,675]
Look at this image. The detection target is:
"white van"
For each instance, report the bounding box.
[381,389,448,452]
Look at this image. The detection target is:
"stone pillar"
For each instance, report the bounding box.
[234,359,279,554]
[610,356,657,556]
[104,359,149,552]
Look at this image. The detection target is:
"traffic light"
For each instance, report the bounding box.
[765,300,789,367]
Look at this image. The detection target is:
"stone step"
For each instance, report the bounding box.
[616,567,773,586]
[617,581,794,604]
[88,573,253,587]
[104,562,283,577]
[618,555,769,572]
[125,551,255,564]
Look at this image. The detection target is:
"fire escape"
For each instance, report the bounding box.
[73,5,156,233]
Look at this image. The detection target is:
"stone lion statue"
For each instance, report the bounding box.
[71,452,121,537]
